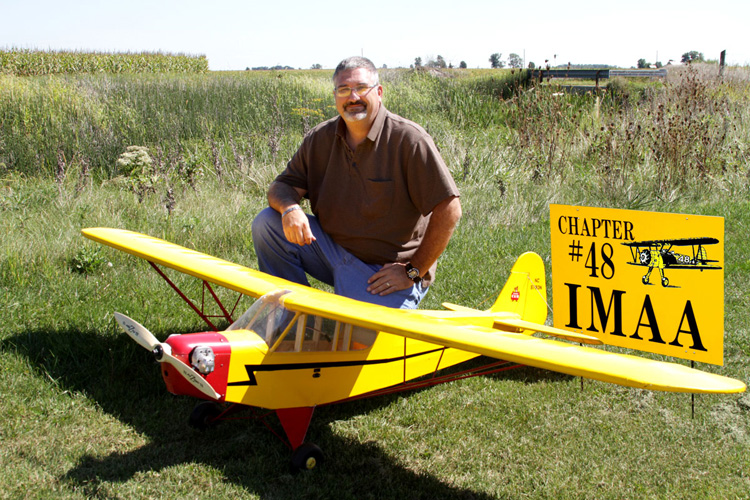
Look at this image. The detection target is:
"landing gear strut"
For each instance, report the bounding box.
[187,403,323,470]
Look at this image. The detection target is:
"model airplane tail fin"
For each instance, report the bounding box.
[490,252,548,325]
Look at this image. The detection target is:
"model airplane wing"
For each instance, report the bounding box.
[83,228,745,395]
[82,227,297,299]
[278,289,745,394]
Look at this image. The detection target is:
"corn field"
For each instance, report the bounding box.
[0,48,208,76]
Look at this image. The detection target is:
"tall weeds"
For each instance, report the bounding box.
[1,64,748,210]
[498,64,750,205]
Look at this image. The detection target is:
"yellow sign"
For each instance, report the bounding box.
[550,205,724,365]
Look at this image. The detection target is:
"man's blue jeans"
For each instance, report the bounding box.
[251,207,428,309]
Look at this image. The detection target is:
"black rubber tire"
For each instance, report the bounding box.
[188,401,223,430]
[290,443,323,472]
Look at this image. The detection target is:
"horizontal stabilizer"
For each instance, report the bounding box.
[441,303,602,344]
[493,318,602,345]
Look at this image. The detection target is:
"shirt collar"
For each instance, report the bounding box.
[366,104,388,142]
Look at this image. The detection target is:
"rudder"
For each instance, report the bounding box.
[490,252,547,325]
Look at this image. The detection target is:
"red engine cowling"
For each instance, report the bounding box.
[162,332,231,401]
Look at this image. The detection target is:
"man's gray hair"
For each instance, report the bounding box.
[333,56,379,85]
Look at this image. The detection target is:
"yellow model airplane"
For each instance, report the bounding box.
[82,228,745,471]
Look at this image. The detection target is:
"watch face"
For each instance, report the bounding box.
[407,266,420,279]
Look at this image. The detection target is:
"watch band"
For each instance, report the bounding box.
[405,263,422,284]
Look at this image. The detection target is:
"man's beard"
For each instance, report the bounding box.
[343,101,367,122]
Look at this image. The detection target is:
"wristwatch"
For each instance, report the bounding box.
[405,263,422,284]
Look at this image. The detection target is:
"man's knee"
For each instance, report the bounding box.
[251,207,281,242]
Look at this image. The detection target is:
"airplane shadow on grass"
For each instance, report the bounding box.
[3,325,572,499]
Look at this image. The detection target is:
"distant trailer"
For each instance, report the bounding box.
[532,68,667,81]
[530,68,668,91]
[610,69,668,78]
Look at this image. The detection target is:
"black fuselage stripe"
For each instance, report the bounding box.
[227,348,446,386]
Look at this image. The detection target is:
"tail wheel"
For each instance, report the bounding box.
[661,276,669,287]
[291,443,323,472]
[189,401,223,430]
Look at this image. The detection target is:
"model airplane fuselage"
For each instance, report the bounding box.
[157,288,482,409]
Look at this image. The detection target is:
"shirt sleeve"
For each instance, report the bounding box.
[406,133,460,216]
[273,133,311,193]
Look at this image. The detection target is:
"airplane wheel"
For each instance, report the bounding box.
[642,275,649,285]
[661,277,669,287]
[290,443,323,472]
[189,401,223,430]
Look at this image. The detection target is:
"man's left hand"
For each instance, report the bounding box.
[366,263,413,296]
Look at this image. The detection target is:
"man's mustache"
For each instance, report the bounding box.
[344,100,366,110]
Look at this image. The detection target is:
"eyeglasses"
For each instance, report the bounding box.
[334,83,378,98]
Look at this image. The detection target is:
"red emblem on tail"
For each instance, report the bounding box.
[511,287,520,302]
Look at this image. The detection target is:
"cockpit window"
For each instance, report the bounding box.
[226,290,296,346]
[227,290,376,353]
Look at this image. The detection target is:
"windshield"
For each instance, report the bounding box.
[227,290,295,346]
[226,289,376,352]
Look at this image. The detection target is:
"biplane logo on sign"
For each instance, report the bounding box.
[550,204,724,365]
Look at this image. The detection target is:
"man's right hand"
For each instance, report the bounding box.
[268,182,315,246]
[282,207,316,246]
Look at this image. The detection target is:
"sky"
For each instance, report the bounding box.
[2,0,749,71]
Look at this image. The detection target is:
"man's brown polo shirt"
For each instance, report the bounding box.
[274,105,459,286]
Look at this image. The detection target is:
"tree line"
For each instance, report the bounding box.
[249,49,711,72]
[638,51,706,69]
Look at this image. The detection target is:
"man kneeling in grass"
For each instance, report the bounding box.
[252,56,461,309]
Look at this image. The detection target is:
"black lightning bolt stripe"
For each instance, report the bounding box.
[227,348,446,386]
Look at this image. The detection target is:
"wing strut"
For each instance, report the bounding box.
[148,261,242,330]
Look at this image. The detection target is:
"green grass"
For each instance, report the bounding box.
[1,64,749,499]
